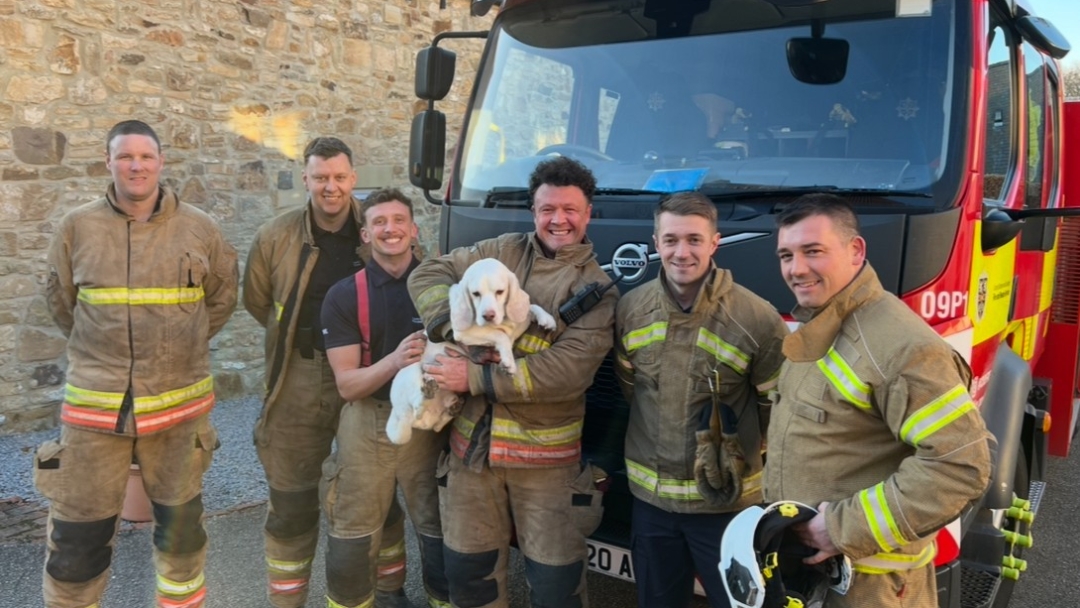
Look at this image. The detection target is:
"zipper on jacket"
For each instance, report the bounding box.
[116,221,136,434]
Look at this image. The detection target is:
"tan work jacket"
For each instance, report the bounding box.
[46,186,238,435]
[763,263,992,574]
[616,265,787,514]
[242,199,365,410]
[409,232,617,469]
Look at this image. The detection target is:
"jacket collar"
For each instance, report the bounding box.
[527,232,597,266]
[659,262,732,313]
[105,184,174,220]
[302,195,365,245]
[782,262,884,362]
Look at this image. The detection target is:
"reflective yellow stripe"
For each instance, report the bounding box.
[697,328,750,374]
[156,572,205,597]
[379,538,406,560]
[852,544,936,574]
[900,385,975,447]
[275,301,284,322]
[859,482,906,552]
[491,418,581,445]
[267,556,313,574]
[817,348,872,411]
[453,415,476,440]
[623,322,667,353]
[515,334,550,354]
[64,376,214,413]
[327,595,374,608]
[510,359,534,400]
[78,286,205,306]
[756,370,780,396]
[626,458,712,501]
[427,597,452,608]
[415,284,450,317]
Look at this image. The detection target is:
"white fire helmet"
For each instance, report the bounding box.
[720,501,852,608]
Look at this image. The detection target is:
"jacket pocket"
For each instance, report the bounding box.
[33,440,65,501]
[179,252,209,313]
[568,462,605,537]
[195,420,219,474]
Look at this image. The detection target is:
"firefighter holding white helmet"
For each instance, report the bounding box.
[763,193,993,606]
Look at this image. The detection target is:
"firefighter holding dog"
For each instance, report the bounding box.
[411,156,617,608]
[615,192,788,608]
[764,193,993,607]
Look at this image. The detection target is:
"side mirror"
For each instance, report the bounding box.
[409,110,446,191]
[415,47,457,101]
[981,207,1024,252]
[786,37,849,85]
[1016,15,1071,60]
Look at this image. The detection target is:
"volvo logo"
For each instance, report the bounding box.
[607,243,654,284]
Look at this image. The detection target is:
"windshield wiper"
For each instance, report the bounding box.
[483,186,666,208]
[699,185,932,200]
[482,187,530,208]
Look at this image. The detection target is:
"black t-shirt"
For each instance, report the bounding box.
[321,257,423,400]
[297,215,363,351]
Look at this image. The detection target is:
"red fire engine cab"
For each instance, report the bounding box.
[408,1,1079,606]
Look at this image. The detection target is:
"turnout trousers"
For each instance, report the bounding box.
[321,398,450,608]
[255,350,407,607]
[33,414,217,608]
[437,454,605,608]
[630,497,735,608]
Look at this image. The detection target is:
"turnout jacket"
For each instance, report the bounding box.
[615,265,787,514]
[763,264,992,573]
[408,232,617,469]
[46,185,238,436]
[242,198,365,410]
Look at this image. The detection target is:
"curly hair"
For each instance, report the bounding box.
[527,156,597,204]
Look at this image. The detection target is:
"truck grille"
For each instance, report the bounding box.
[1051,217,1080,324]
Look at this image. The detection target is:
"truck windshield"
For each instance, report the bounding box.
[454,0,965,210]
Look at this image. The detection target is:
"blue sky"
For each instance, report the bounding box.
[1030,0,1079,66]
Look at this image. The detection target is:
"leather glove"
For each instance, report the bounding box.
[694,402,744,508]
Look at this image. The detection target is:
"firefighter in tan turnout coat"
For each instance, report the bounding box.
[764,193,993,607]
[410,157,617,608]
[39,120,239,608]
[615,192,787,608]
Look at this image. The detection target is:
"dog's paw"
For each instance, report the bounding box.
[444,393,464,417]
[498,359,518,375]
[532,306,557,331]
[421,377,439,399]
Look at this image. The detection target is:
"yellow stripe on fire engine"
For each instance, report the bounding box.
[968,221,1015,345]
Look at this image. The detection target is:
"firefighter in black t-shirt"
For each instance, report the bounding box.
[319,188,450,608]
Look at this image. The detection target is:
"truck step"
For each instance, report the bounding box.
[960,565,1000,608]
[1027,480,1046,516]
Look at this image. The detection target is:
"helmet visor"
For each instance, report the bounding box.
[720,505,766,608]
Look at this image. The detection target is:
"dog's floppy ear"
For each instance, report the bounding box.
[505,272,531,324]
[449,282,475,334]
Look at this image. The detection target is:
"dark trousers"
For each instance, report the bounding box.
[631,497,735,608]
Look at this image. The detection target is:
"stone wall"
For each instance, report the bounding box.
[0,0,489,433]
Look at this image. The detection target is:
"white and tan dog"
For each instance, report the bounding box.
[387,258,557,444]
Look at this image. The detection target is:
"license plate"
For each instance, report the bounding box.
[586,539,706,595]
[586,539,636,582]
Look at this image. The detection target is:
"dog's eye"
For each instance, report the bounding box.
[471,291,481,298]
[495,290,505,296]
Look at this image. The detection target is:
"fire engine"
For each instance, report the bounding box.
[407,1,1078,606]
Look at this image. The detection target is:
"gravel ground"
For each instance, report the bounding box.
[0,396,269,515]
